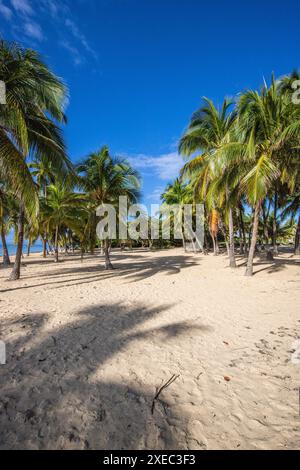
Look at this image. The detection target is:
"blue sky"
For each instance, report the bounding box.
[0,0,299,205]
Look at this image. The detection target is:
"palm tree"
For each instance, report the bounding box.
[179,98,237,265]
[41,183,87,263]
[223,75,300,275]
[161,179,193,251]
[77,146,141,269]
[281,191,300,255]
[0,182,12,266]
[0,40,70,279]
[29,156,56,257]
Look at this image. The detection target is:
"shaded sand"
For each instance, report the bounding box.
[0,248,299,450]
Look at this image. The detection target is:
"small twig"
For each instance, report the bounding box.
[151,374,180,414]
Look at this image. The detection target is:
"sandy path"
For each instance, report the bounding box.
[0,248,299,449]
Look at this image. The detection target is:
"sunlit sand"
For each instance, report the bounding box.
[1,248,299,450]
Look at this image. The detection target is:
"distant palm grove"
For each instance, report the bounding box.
[0,39,299,279]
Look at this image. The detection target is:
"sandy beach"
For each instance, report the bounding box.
[0,248,299,450]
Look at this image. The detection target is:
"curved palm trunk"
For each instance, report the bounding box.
[245,201,261,277]
[104,238,113,270]
[54,224,59,263]
[228,207,236,268]
[295,215,300,256]
[1,224,11,266]
[27,241,31,257]
[9,206,25,280]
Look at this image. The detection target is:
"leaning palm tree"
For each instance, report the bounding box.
[77,146,141,269]
[0,40,71,279]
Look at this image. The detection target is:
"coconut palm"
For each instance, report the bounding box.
[77,146,141,269]
[179,98,237,264]
[161,179,194,251]
[0,181,13,266]
[41,183,87,263]
[234,76,300,275]
[281,191,300,255]
[0,40,71,279]
[29,156,57,257]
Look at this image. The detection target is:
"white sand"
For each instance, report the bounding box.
[0,248,299,450]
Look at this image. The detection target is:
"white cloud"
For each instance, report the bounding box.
[65,18,97,59]
[0,1,13,19]
[24,20,43,40]
[146,186,165,204]
[10,0,33,15]
[128,152,183,181]
[39,0,59,17]
[6,0,97,69]
[60,41,83,66]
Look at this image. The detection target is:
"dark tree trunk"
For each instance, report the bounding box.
[262,203,269,245]
[27,241,31,257]
[1,225,11,266]
[273,191,278,255]
[228,207,236,267]
[43,237,47,258]
[9,206,25,280]
[295,215,300,255]
[54,225,59,263]
[239,227,244,254]
[104,239,113,270]
[181,229,187,252]
[245,201,261,277]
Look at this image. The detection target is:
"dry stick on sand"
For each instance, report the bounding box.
[151,374,180,415]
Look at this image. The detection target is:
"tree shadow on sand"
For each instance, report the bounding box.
[0,301,212,450]
[0,252,200,293]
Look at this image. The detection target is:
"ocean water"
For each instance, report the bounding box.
[0,241,43,257]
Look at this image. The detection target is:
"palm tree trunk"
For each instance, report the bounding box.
[273,190,278,255]
[43,237,47,258]
[1,224,11,266]
[228,207,236,267]
[9,205,25,280]
[295,215,300,255]
[27,241,31,256]
[239,208,247,255]
[211,233,216,255]
[262,203,269,246]
[104,239,113,270]
[54,224,59,263]
[219,222,229,256]
[181,226,187,252]
[245,201,261,277]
